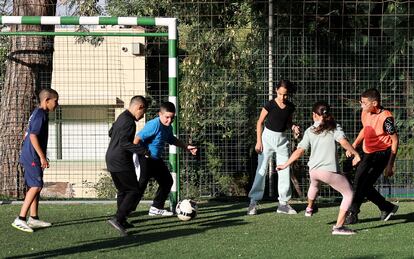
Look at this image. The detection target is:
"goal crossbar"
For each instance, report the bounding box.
[0,16,180,209]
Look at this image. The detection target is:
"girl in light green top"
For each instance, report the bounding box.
[277,101,361,235]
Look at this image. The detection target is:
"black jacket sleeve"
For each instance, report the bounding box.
[119,120,150,156]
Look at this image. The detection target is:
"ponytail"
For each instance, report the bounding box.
[312,101,336,134]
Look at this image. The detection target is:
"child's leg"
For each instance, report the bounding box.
[151,160,173,209]
[307,170,321,208]
[363,150,395,212]
[248,129,275,202]
[312,169,353,227]
[336,209,348,227]
[275,133,291,205]
[19,187,42,218]
[307,199,315,209]
[110,171,140,223]
[29,191,41,217]
[248,151,272,202]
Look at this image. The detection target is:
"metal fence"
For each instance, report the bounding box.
[0,1,413,200]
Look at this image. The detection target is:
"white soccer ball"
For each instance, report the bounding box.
[176,199,197,221]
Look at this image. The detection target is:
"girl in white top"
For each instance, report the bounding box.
[277,101,361,235]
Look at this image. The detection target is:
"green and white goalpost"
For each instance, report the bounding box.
[0,16,181,209]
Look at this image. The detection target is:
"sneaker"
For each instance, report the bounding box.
[380,205,399,222]
[121,220,135,229]
[345,211,358,225]
[277,204,297,215]
[332,225,356,235]
[11,217,33,233]
[247,202,257,215]
[107,218,128,237]
[148,206,174,216]
[27,217,52,228]
[304,207,313,217]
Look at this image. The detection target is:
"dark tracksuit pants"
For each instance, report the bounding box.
[110,171,140,223]
[348,148,395,214]
[136,157,173,209]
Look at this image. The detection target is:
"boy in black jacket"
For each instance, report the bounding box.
[105,95,149,236]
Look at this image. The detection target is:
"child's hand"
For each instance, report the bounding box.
[351,154,361,166]
[255,142,263,154]
[187,145,197,156]
[292,125,300,139]
[276,164,287,171]
[384,164,395,177]
[40,157,49,169]
[345,150,353,157]
[133,137,139,145]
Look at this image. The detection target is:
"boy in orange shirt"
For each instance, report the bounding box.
[345,88,399,224]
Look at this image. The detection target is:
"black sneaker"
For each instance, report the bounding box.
[380,205,399,222]
[345,212,358,225]
[121,220,135,229]
[107,218,128,236]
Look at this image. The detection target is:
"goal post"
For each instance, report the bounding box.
[0,16,180,210]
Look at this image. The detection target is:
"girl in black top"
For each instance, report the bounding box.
[247,80,300,215]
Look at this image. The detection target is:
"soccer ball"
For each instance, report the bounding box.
[176,199,197,221]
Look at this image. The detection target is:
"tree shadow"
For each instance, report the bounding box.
[51,215,110,227]
[355,212,414,231]
[6,202,249,259]
[6,226,245,259]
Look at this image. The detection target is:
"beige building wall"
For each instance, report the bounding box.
[44,26,147,198]
[52,26,146,107]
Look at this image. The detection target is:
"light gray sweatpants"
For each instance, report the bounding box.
[248,127,291,205]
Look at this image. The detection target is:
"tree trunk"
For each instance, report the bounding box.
[0,0,56,198]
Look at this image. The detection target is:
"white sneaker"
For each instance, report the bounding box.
[277,204,297,215]
[304,207,313,217]
[247,202,257,215]
[27,217,52,228]
[12,217,33,233]
[148,206,174,216]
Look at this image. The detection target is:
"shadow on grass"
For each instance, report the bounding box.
[6,228,237,259]
[51,215,110,227]
[5,202,249,259]
[355,211,414,231]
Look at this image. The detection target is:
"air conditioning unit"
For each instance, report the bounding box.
[132,43,144,56]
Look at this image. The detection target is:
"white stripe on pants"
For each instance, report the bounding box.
[248,128,291,204]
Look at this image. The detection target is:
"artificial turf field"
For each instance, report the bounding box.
[1,200,413,258]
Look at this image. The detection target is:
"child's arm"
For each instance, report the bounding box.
[172,138,197,156]
[338,138,361,166]
[287,115,300,139]
[29,133,49,169]
[119,124,149,156]
[276,148,305,171]
[346,128,364,157]
[384,133,399,177]
[352,128,364,148]
[133,136,141,145]
[255,108,268,153]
